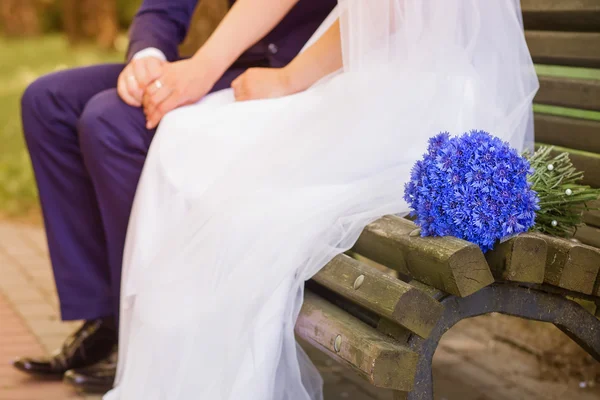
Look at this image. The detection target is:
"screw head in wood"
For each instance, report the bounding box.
[334,335,342,352]
[353,275,365,290]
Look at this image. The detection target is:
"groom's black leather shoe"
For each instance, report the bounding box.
[63,349,117,394]
[12,318,117,377]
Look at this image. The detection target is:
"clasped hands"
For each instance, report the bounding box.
[117,56,294,130]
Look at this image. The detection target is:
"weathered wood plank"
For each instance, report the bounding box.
[534,114,600,155]
[535,76,600,112]
[485,234,547,283]
[583,200,600,228]
[353,216,493,297]
[296,292,419,391]
[563,148,600,188]
[375,279,448,343]
[525,31,600,68]
[305,281,383,327]
[521,0,600,12]
[522,0,600,32]
[575,223,600,250]
[313,254,443,338]
[406,280,447,301]
[574,226,600,296]
[533,233,600,295]
[306,281,415,343]
[584,212,600,228]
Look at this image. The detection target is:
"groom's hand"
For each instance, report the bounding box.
[118,57,166,107]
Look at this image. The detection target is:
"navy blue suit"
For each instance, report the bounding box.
[21,0,336,322]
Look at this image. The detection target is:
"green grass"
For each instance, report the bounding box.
[0,35,122,215]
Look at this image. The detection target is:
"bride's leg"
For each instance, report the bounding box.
[109,81,403,400]
[230,276,294,398]
[111,89,241,397]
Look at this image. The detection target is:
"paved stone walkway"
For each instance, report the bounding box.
[0,221,386,400]
[0,293,85,400]
[0,222,100,400]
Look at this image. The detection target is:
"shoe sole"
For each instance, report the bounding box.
[11,363,65,379]
[63,375,114,394]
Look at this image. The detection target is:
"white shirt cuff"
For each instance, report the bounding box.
[132,47,167,62]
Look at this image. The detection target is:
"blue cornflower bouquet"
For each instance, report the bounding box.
[404,130,539,252]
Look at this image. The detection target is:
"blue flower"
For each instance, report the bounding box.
[403,130,539,252]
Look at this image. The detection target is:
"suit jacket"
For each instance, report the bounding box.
[127,0,337,68]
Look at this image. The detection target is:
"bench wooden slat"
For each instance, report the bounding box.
[485,234,547,283]
[575,224,600,250]
[534,114,600,154]
[533,233,600,295]
[296,291,418,391]
[313,254,443,338]
[306,281,416,343]
[522,0,600,32]
[353,216,494,297]
[565,147,600,188]
[307,280,418,345]
[525,31,600,68]
[521,0,600,12]
[583,200,600,228]
[535,76,600,112]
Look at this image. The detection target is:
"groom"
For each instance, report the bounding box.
[15,0,336,393]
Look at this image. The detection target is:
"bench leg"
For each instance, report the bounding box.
[405,282,600,399]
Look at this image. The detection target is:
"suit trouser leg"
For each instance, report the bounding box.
[21,63,155,321]
[22,63,246,324]
[77,88,156,323]
[74,66,250,323]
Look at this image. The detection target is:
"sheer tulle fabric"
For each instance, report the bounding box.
[105,1,538,399]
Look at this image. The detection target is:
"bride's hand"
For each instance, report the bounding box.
[143,59,216,129]
[231,68,296,102]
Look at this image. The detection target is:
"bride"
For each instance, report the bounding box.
[105,0,538,398]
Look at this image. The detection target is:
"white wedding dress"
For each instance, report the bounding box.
[105,1,538,399]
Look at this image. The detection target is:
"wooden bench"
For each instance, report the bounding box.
[295,1,600,398]
[525,0,600,248]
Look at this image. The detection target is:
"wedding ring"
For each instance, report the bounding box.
[155,80,163,89]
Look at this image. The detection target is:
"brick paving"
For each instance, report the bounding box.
[0,292,83,400]
[0,221,382,400]
[0,221,100,400]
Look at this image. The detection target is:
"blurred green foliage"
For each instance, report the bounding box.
[116,0,142,29]
[38,0,142,33]
[0,35,122,216]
